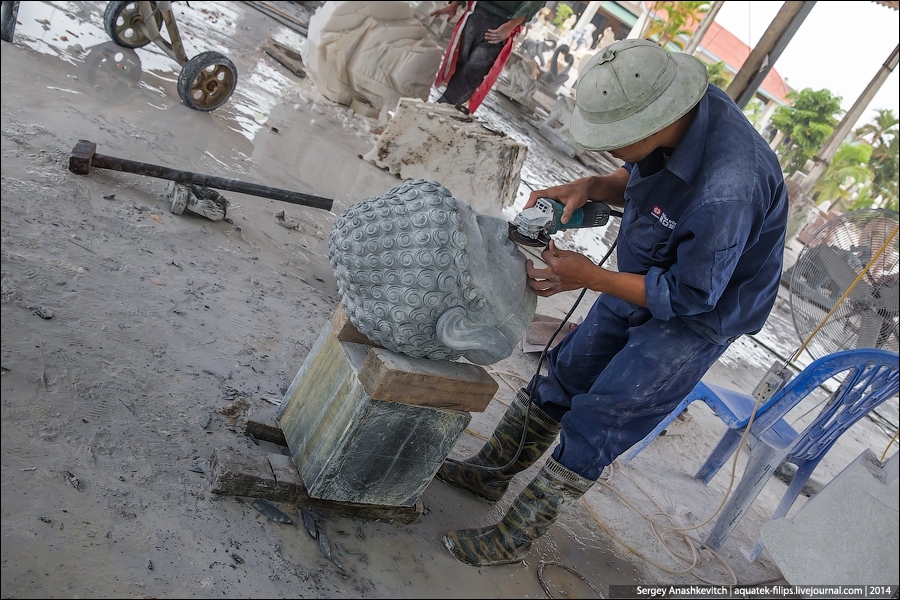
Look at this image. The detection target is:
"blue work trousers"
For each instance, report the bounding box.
[530,294,731,481]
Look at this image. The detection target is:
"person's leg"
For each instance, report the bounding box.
[443,297,730,566]
[434,389,561,501]
[435,294,626,502]
[528,294,633,422]
[437,9,506,106]
[547,309,730,481]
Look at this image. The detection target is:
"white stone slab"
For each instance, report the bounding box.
[362,98,527,218]
[760,449,899,585]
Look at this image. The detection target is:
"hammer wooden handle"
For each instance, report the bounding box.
[69,140,333,211]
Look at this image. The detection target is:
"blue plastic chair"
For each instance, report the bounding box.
[617,379,787,467]
[697,348,899,561]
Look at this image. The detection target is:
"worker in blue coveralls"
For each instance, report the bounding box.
[437,39,788,567]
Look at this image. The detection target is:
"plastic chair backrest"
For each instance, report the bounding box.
[748,348,899,460]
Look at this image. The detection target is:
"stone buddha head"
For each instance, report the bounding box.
[329,179,536,365]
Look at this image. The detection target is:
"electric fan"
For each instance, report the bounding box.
[787,208,899,360]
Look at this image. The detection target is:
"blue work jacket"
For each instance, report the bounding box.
[616,85,788,344]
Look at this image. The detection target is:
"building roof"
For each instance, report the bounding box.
[637,1,790,104]
[692,20,791,104]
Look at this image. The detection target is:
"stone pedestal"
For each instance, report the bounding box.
[277,307,497,508]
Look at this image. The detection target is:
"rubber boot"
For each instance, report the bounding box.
[435,390,561,502]
[442,458,594,567]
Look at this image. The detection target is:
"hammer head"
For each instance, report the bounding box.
[68,140,96,175]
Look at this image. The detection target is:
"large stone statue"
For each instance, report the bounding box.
[328,179,537,365]
[302,2,444,117]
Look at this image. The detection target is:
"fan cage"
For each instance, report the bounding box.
[788,209,899,360]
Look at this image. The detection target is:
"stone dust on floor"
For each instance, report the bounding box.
[2,2,897,599]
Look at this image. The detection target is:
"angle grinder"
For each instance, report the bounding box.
[508,197,619,247]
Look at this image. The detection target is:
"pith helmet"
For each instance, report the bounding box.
[569,39,709,152]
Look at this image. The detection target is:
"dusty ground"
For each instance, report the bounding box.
[2,2,897,599]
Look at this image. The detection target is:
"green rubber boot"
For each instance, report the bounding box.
[442,458,594,567]
[435,390,561,502]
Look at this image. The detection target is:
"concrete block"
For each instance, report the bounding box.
[760,449,899,585]
[278,320,479,507]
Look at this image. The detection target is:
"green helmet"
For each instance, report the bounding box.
[569,39,709,152]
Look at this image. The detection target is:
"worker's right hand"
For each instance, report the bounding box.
[525,177,593,225]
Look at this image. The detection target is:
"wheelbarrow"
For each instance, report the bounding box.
[103,1,237,111]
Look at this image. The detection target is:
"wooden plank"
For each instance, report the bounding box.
[267,452,304,502]
[329,304,382,347]
[208,447,423,524]
[522,313,577,353]
[358,348,497,412]
[245,407,287,447]
[209,447,279,499]
[262,38,306,78]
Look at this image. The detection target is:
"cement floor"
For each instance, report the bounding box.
[1,2,897,598]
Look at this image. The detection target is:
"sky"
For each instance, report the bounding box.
[709,1,899,131]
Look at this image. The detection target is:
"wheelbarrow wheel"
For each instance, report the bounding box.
[177,51,237,112]
[104,1,162,49]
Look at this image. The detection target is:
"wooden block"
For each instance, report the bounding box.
[208,447,423,524]
[358,348,497,412]
[267,452,304,502]
[245,407,288,446]
[209,447,279,499]
[327,306,499,412]
[262,38,306,78]
[329,304,383,347]
[522,313,577,354]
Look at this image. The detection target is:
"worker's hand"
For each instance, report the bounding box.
[485,21,517,44]
[526,241,598,297]
[431,2,460,19]
[525,177,593,225]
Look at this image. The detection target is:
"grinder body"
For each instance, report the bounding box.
[510,197,612,246]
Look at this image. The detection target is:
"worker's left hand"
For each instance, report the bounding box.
[485,22,517,44]
[526,241,599,297]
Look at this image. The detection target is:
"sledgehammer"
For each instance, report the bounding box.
[68,140,333,211]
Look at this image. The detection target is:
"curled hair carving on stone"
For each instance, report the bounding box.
[329,179,485,361]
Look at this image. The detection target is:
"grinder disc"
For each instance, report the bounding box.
[507,222,550,247]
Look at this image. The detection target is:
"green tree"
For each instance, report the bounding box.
[553,3,574,30]
[855,108,899,145]
[810,141,873,211]
[855,108,899,208]
[706,60,732,89]
[645,1,710,50]
[769,88,843,175]
[742,97,767,131]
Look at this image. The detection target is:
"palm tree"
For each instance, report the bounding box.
[854,109,899,209]
[810,141,873,211]
[855,108,899,146]
[769,88,843,175]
